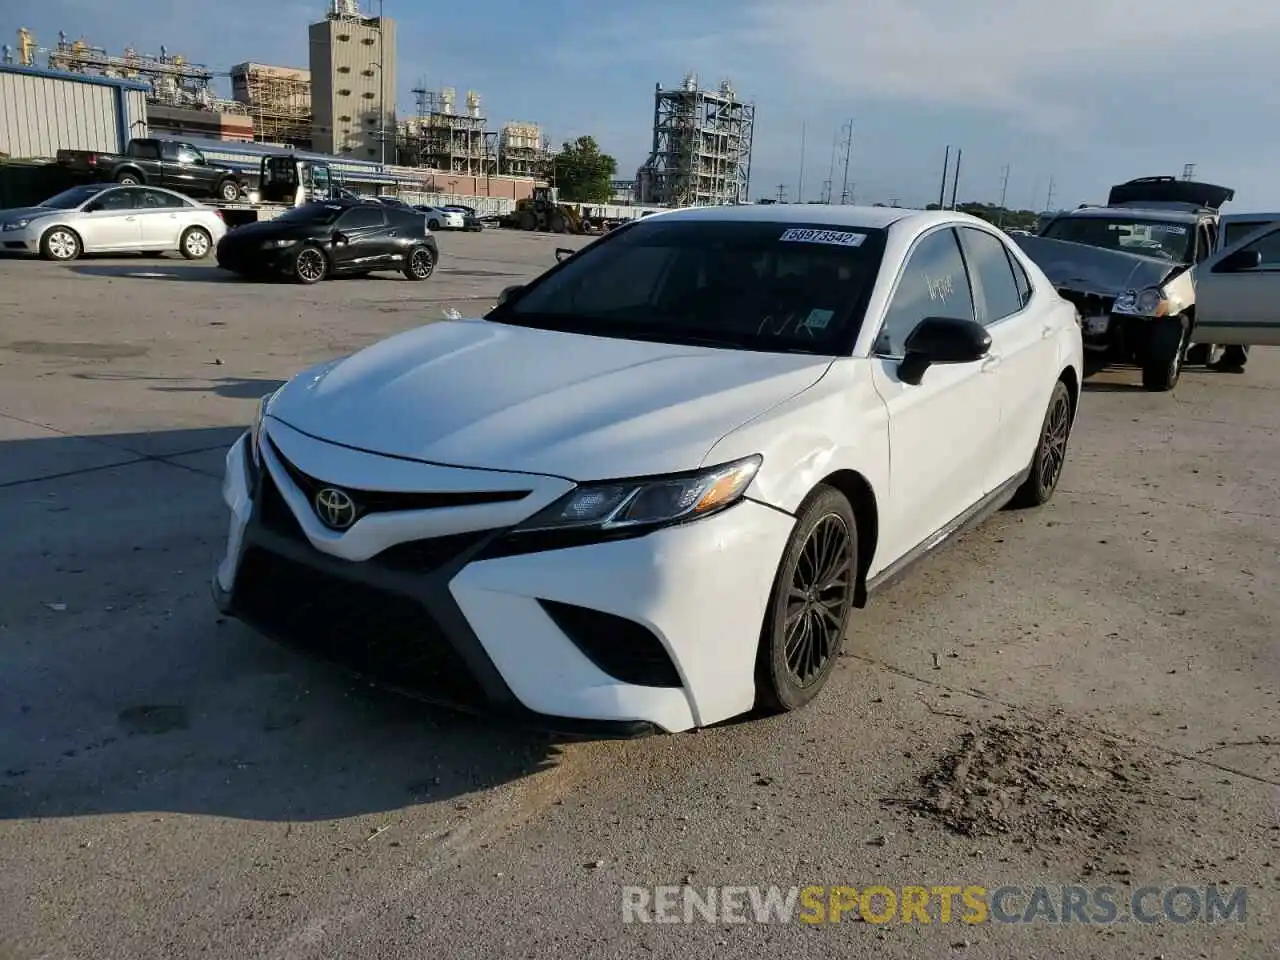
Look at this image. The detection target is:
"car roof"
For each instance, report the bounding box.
[1055,206,1202,224]
[640,203,994,233]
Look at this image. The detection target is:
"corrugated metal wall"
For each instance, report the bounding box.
[0,72,126,159]
[122,89,149,141]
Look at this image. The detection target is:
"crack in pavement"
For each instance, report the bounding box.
[849,654,1280,788]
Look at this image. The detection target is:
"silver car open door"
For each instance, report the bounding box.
[1193,221,1280,346]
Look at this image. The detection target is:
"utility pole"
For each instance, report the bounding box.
[797,121,806,203]
[822,128,837,204]
[378,0,387,167]
[949,148,963,209]
[1045,175,1056,213]
[838,120,853,205]
[997,164,1010,226]
[775,183,787,202]
[938,145,951,209]
[1182,162,1197,181]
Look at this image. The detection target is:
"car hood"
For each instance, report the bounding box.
[1014,235,1179,296]
[221,220,322,243]
[267,319,834,479]
[0,206,62,225]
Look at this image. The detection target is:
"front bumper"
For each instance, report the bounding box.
[1,226,41,253]
[213,424,794,734]
[215,239,297,275]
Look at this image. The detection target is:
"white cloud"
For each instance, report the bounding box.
[709,0,1280,126]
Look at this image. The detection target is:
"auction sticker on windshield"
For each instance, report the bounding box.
[780,228,867,247]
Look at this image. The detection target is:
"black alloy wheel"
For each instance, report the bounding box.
[293,246,328,284]
[758,485,858,713]
[1010,379,1073,508]
[404,246,435,280]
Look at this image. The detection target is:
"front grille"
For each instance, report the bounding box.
[1057,288,1114,317]
[539,599,683,688]
[232,546,489,706]
[372,532,490,571]
[258,468,306,542]
[266,437,530,517]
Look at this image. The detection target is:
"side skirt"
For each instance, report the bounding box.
[864,466,1030,600]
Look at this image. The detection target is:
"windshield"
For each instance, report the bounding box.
[39,186,105,210]
[489,219,888,355]
[1041,215,1194,262]
[273,203,345,225]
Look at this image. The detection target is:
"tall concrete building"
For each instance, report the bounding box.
[308,1,397,160]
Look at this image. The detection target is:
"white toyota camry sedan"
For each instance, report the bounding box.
[0,183,227,261]
[213,205,1084,735]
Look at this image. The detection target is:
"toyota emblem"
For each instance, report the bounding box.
[314,487,357,530]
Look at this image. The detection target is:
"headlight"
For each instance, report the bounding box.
[1114,286,1168,317]
[2,219,30,231]
[516,455,762,534]
[249,390,277,467]
[262,238,297,249]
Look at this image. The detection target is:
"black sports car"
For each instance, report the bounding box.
[215,200,439,284]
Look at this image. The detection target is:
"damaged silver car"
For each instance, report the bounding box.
[1014,176,1231,391]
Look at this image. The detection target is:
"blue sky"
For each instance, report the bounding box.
[13,0,1280,209]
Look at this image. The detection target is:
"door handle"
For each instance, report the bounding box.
[981,352,1003,371]
[125,216,136,221]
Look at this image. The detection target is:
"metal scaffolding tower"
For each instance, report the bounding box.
[637,73,755,207]
[231,63,311,147]
[396,86,497,175]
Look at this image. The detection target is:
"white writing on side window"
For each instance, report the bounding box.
[779,228,867,247]
[925,272,955,301]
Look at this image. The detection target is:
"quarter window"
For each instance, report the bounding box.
[1007,248,1032,308]
[958,227,1023,324]
[874,228,975,355]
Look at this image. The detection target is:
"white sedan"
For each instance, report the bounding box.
[212,205,1084,734]
[413,204,466,231]
[0,184,227,261]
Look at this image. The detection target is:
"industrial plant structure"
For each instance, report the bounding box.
[307,0,397,161]
[398,86,495,175]
[636,74,755,207]
[230,62,312,148]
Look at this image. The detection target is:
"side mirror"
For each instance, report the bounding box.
[1214,248,1262,273]
[555,247,575,263]
[898,316,991,386]
[497,284,524,306]
[332,231,348,245]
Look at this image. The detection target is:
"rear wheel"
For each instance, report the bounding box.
[40,226,82,261]
[1142,314,1188,391]
[115,172,141,186]
[757,485,857,713]
[403,246,435,280]
[518,210,536,231]
[1010,380,1073,508]
[217,179,241,202]
[179,226,212,260]
[427,218,440,231]
[292,245,328,284]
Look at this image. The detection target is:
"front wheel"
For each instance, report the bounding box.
[757,485,858,714]
[427,218,440,231]
[1141,315,1188,391]
[40,226,82,261]
[292,245,328,284]
[179,226,212,260]
[403,246,436,280]
[1009,380,1074,509]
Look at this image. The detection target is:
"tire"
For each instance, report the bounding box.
[291,245,328,284]
[427,218,440,231]
[217,179,241,202]
[1009,380,1074,509]
[550,213,568,233]
[757,485,858,714]
[403,245,435,281]
[518,210,536,231]
[115,171,142,185]
[1212,345,1249,372]
[179,226,213,260]
[1184,343,1223,366]
[1141,314,1188,391]
[40,226,82,261]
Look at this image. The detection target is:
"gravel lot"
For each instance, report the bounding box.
[0,229,1276,959]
